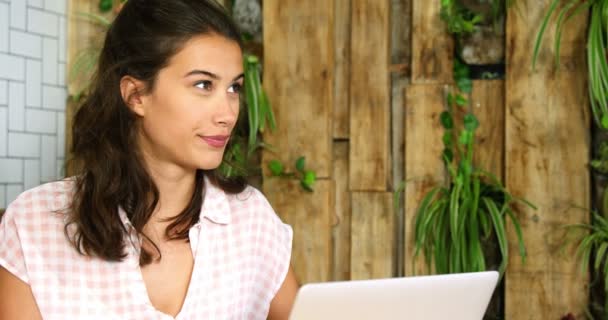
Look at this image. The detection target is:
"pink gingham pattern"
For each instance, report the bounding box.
[0,178,293,319]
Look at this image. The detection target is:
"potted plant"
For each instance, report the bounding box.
[440,0,513,76]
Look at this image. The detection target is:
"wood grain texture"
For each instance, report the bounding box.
[333,0,351,139]
[505,1,589,318]
[262,0,334,178]
[403,84,446,276]
[263,178,333,284]
[332,142,351,281]
[470,80,505,178]
[349,0,391,191]
[351,192,395,280]
[411,0,453,83]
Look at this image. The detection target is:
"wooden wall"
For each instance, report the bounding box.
[261,0,590,318]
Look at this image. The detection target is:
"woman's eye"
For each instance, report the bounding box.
[194,80,213,91]
[228,83,242,94]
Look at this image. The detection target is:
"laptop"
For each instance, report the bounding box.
[288,271,499,320]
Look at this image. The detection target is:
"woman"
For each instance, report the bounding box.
[0,0,298,319]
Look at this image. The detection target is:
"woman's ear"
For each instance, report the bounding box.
[120,76,147,116]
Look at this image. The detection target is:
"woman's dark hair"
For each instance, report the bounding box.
[68,0,246,266]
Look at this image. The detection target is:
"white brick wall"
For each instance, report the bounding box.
[0,1,67,208]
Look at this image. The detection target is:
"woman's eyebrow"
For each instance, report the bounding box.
[185,70,244,82]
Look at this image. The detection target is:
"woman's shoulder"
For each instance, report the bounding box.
[3,179,75,224]
[224,185,278,220]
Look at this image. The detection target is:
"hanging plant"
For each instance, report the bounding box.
[412,61,535,277]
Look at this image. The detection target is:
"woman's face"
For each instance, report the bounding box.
[135,34,243,172]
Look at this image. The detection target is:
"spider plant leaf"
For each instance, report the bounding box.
[485,197,508,275]
[506,209,527,263]
[595,242,608,271]
[532,0,562,69]
[449,180,462,243]
[75,11,111,27]
[244,59,260,151]
[553,0,581,67]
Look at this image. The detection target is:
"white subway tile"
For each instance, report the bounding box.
[42,37,58,84]
[6,184,23,206]
[0,3,8,52]
[27,8,58,37]
[26,108,56,134]
[58,62,65,86]
[0,158,22,183]
[23,159,40,189]
[9,0,26,30]
[56,111,64,157]
[0,53,25,80]
[41,135,56,182]
[0,185,5,209]
[42,85,66,110]
[26,59,41,107]
[10,30,42,58]
[8,132,40,157]
[0,80,6,105]
[27,0,43,8]
[0,107,6,157]
[56,159,64,178]
[44,0,66,15]
[58,17,66,62]
[8,81,24,130]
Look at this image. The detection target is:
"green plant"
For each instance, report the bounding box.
[411,61,535,277]
[440,0,514,35]
[565,210,608,319]
[267,156,317,192]
[533,0,607,128]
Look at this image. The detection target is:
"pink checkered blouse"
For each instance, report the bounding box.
[0,178,293,319]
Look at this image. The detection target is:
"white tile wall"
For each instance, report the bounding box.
[10,30,42,59]
[9,0,26,30]
[28,0,43,9]
[0,53,25,80]
[8,81,24,130]
[0,107,6,157]
[8,132,40,158]
[45,0,66,15]
[27,9,58,37]
[0,80,6,105]
[26,59,41,107]
[0,158,23,183]
[41,135,56,182]
[0,3,8,52]
[26,109,56,134]
[42,85,66,110]
[0,2,67,206]
[0,185,5,209]
[43,38,58,84]
[24,159,40,189]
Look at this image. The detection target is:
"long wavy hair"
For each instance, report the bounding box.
[68,0,246,266]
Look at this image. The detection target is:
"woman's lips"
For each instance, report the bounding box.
[201,135,229,148]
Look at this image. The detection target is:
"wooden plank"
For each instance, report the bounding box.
[470,80,505,179]
[263,178,333,284]
[505,1,589,318]
[391,0,411,276]
[351,192,395,280]
[349,0,390,191]
[411,1,453,83]
[332,142,351,281]
[333,0,351,139]
[403,84,446,276]
[262,0,334,178]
